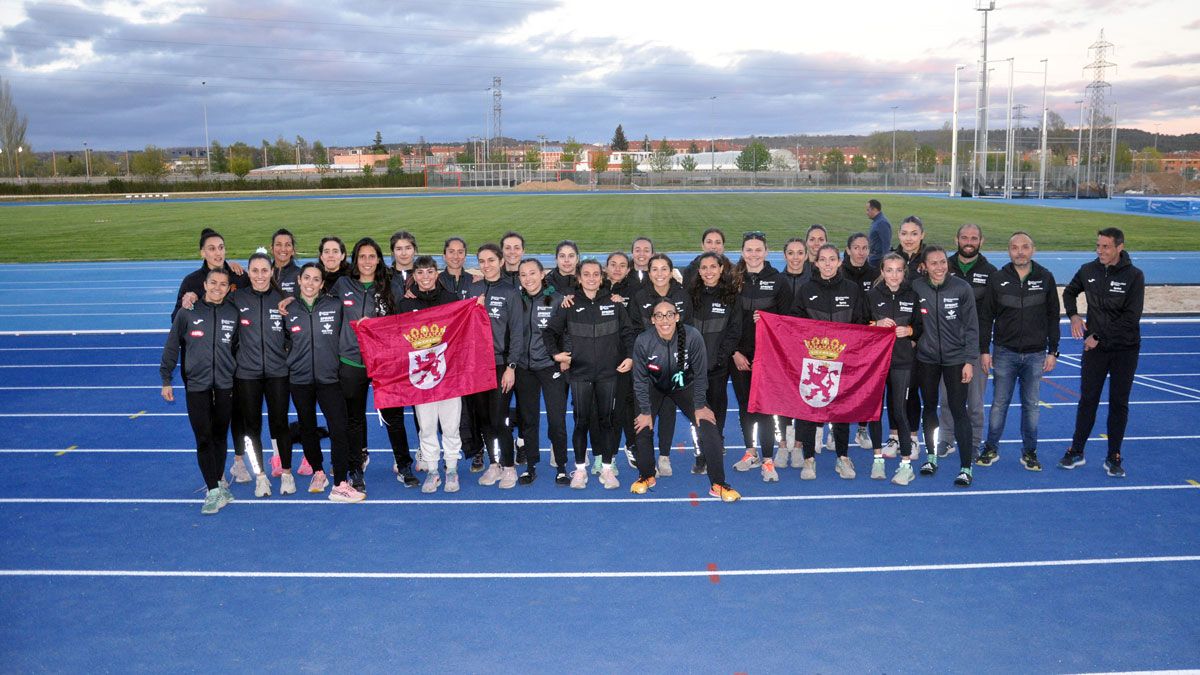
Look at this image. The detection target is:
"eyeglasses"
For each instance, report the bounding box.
[743,231,766,243]
[651,311,678,321]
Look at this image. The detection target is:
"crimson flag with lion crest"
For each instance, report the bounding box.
[352,298,495,409]
[749,313,896,423]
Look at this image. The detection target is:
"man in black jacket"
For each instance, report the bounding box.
[1059,228,1145,477]
[978,232,1060,470]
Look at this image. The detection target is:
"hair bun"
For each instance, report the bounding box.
[255,246,269,255]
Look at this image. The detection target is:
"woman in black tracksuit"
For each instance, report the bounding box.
[161,267,240,515]
[544,240,580,296]
[730,232,790,474]
[687,252,742,475]
[629,253,692,476]
[331,238,415,494]
[286,263,358,502]
[788,244,871,481]
[843,232,882,451]
[867,253,923,486]
[630,300,740,502]
[543,259,637,490]
[776,236,812,466]
[606,251,640,469]
[231,251,290,498]
[912,245,979,488]
[318,236,349,293]
[271,229,301,296]
[513,258,570,484]
[894,216,928,453]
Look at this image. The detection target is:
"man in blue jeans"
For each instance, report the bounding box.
[978,231,1060,470]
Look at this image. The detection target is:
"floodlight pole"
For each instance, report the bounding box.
[1039,59,1048,199]
[202,80,211,174]
[709,96,717,171]
[890,105,899,189]
[951,64,964,196]
[1075,99,1084,199]
[1107,103,1117,196]
[973,1,996,195]
[1004,58,1014,199]
[84,141,91,180]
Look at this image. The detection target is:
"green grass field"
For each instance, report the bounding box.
[1,192,1195,263]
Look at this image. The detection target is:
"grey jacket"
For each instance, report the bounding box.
[912,275,979,366]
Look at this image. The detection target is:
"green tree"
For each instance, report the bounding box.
[295,135,309,164]
[270,136,296,166]
[209,141,228,173]
[401,144,413,156]
[386,155,405,176]
[455,145,476,165]
[311,140,328,167]
[611,124,629,152]
[560,137,582,167]
[735,140,770,172]
[523,146,541,169]
[851,154,868,173]
[1183,166,1196,181]
[590,150,609,174]
[362,164,375,176]
[1138,146,1163,172]
[621,154,639,178]
[687,142,701,154]
[822,148,845,175]
[1114,142,1132,172]
[649,138,676,173]
[680,155,697,171]
[229,156,252,180]
[131,145,168,181]
[916,144,938,173]
[371,131,386,154]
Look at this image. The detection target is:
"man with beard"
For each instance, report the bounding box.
[938,223,996,460]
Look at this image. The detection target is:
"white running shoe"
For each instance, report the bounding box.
[657,455,673,477]
[856,426,872,450]
[892,462,915,485]
[478,463,503,486]
[870,458,886,480]
[254,474,272,498]
[624,446,637,469]
[498,466,518,489]
[790,443,805,468]
[882,437,899,459]
[570,468,588,489]
[823,425,836,451]
[444,471,460,493]
[835,456,857,480]
[230,457,251,483]
[599,466,619,490]
[775,445,792,468]
[800,457,816,480]
[733,450,761,471]
[421,471,442,493]
[280,472,296,495]
[761,458,779,482]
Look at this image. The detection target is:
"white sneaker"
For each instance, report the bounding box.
[624,446,638,469]
[882,437,899,459]
[790,443,805,468]
[254,474,272,498]
[444,471,460,493]
[892,462,915,485]
[836,456,857,480]
[856,426,872,450]
[478,463,503,486]
[870,458,886,480]
[733,450,761,471]
[599,466,619,490]
[230,457,251,483]
[421,471,442,493]
[823,425,836,451]
[775,445,792,468]
[498,466,518,489]
[761,458,779,482]
[279,472,296,495]
[570,468,588,489]
[657,455,673,477]
[800,457,816,480]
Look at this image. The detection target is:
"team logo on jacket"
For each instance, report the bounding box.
[405,323,448,390]
[799,337,846,408]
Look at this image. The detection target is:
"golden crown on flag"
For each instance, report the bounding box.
[803,336,846,361]
[404,323,446,350]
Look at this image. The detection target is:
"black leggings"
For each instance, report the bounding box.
[917,362,972,469]
[868,367,914,458]
[799,421,849,459]
[234,376,291,470]
[1072,347,1139,458]
[636,385,727,487]
[706,366,730,441]
[291,381,351,482]
[615,371,637,451]
[186,388,233,490]
[570,377,617,465]
[380,406,414,472]
[460,366,515,465]
[338,362,369,472]
[515,366,569,470]
[730,361,776,458]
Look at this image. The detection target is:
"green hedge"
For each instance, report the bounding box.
[0,172,426,196]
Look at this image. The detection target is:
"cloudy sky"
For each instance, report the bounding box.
[2,0,1197,151]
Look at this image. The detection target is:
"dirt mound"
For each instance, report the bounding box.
[514,179,581,192]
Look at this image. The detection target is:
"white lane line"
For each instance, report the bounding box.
[1043,373,1200,378]
[0,330,168,336]
[2,555,1199,580]
[2,435,1195,455]
[1056,355,1200,402]
[0,363,160,368]
[1138,374,1200,395]
[0,386,162,390]
[0,280,182,285]
[0,312,169,317]
[0,302,172,308]
[0,346,162,351]
[1,483,1196,506]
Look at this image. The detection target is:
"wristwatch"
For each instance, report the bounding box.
[1050,351,1060,358]
[507,362,517,370]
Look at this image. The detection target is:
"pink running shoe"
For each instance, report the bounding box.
[329,481,366,503]
[270,452,283,478]
[308,470,328,493]
[298,457,314,476]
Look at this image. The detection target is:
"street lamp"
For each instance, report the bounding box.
[15,147,22,180]
[889,105,900,189]
[83,141,91,180]
[709,96,717,172]
[202,80,211,174]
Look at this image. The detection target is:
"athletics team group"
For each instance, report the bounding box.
[160,199,1146,514]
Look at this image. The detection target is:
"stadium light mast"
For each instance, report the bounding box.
[202,80,211,174]
[1075,98,1084,199]
[709,96,717,171]
[83,141,91,180]
[973,1,996,196]
[1039,59,1049,199]
[951,64,965,196]
[891,105,899,183]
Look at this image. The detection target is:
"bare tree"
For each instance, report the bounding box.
[0,77,29,177]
